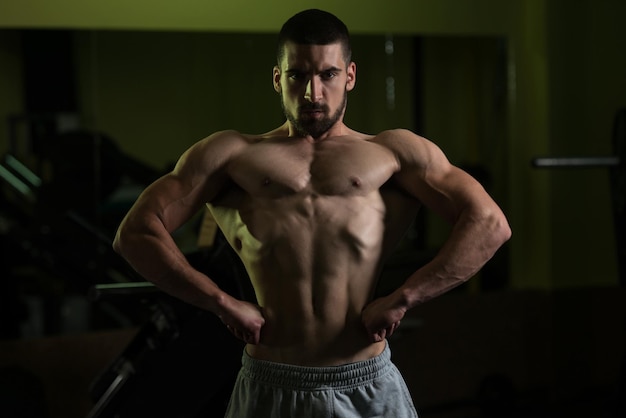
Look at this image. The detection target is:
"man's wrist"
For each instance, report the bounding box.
[205,287,230,315]
[395,286,417,312]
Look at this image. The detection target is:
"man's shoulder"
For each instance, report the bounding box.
[369,129,446,169]
[204,129,257,144]
[371,128,421,143]
[368,129,429,152]
[178,130,256,170]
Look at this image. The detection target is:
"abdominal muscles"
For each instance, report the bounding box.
[238,192,387,365]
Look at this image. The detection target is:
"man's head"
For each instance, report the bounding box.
[276,9,352,66]
[274,10,356,139]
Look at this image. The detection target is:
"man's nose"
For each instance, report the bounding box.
[304,78,322,102]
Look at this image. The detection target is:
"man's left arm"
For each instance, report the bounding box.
[362,130,512,342]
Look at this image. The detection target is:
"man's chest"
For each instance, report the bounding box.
[227,138,399,197]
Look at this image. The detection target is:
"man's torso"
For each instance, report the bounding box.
[208,132,418,365]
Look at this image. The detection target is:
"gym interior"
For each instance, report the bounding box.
[0,1,624,417]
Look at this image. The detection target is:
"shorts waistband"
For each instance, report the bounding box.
[240,343,392,390]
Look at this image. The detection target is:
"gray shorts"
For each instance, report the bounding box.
[224,342,418,417]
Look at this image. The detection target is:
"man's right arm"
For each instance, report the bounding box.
[113,131,265,344]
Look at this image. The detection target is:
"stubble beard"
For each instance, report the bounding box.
[282,91,348,139]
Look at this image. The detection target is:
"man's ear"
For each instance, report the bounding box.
[273,66,281,93]
[346,62,356,91]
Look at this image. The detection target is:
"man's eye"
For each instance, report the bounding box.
[321,72,337,80]
[289,73,304,80]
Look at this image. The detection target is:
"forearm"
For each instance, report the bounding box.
[113,218,229,314]
[398,205,511,310]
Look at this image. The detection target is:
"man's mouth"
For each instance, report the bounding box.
[300,106,325,117]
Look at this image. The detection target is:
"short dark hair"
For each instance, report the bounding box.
[276,9,352,65]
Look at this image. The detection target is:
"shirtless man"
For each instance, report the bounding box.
[113,9,511,417]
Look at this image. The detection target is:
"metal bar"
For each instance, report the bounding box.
[532,156,620,168]
[4,154,41,187]
[0,164,34,198]
[89,282,158,301]
[86,360,134,418]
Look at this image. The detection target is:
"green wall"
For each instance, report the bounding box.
[545,0,624,287]
[74,31,282,169]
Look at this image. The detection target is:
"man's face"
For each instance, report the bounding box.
[274,42,356,139]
